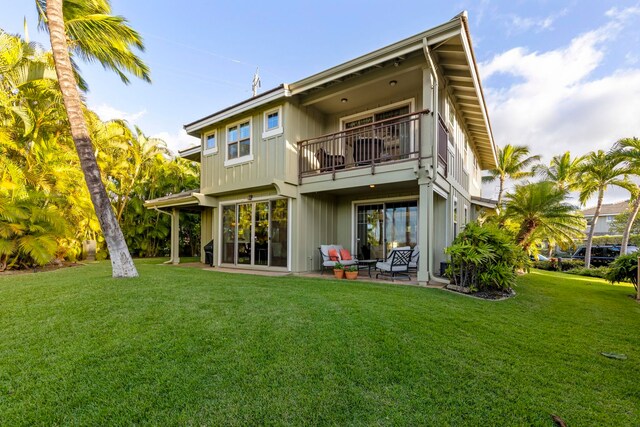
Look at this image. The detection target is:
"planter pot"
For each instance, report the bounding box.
[345,271,358,280]
[333,269,344,279]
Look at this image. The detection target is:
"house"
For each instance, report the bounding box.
[145,12,498,285]
[582,200,629,236]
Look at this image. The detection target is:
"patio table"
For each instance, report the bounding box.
[358,259,378,277]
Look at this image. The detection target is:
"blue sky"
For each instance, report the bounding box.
[2,1,640,203]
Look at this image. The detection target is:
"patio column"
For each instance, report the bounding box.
[418,176,433,285]
[170,207,180,264]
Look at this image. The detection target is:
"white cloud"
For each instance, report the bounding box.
[92,103,147,124]
[152,129,199,156]
[507,8,568,34]
[480,7,640,206]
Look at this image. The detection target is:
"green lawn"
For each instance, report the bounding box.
[0,261,638,426]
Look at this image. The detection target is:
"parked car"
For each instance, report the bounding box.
[531,254,549,261]
[568,245,638,266]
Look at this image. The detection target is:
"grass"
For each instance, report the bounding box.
[0,261,638,426]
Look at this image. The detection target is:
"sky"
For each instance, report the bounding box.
[2,0,640,206]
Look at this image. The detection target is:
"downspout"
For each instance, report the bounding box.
[423,38,439,185]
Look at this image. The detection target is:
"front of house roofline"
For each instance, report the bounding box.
[182,11,497,169]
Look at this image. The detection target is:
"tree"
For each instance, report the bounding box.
[40,0,150,277]
[578,150,634,268]
[609,209,640,235]
[535,151,584,191]
[482,144,541,206]
[610,137,640,254]
[503,181,586,252]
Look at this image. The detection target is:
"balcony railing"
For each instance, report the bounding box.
[298,110,428,182]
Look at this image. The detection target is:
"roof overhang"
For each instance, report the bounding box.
[181,12,497,169]
[144,189,218,210]
[288,13,497,170]
[435,13,497,170]
[471,196,497,209]
[178,145,201,162]
[184,85,289,137]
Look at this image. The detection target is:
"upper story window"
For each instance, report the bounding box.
[225,119,253,166]
[453,196,458,237]
[463,139,469,172]
[204,131,217,155]
[262,106,283,138]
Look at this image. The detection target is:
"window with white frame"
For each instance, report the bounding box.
[463,139,469,172]
[262,107,283,138]
[204,131,217,155]
[464,204,469,224]
[225,119,252,166]
[453,196,458,237]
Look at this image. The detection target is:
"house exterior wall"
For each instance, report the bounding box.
[292,193,337,272]
[171,18,497,282]
[199,103,294,195]
[586,215,616,235]
[200,208,215,263]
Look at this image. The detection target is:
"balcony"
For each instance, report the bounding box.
[298,110,428,183]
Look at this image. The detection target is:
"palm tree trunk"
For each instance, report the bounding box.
[584,189,604,268]
[497,176,505,207]
[45,0,138,278]
[621,196,640,255]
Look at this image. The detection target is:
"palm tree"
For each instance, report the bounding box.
[578,150,635,268]
[535,151,585,191]
[610,137,640,254]
[482,144,541,206]
[503,181,586,252]
[40,0,150,277]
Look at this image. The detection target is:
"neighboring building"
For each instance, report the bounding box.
[582,200,629,236]
[145,12,498,285]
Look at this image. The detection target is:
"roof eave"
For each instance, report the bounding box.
[184,85,289,136]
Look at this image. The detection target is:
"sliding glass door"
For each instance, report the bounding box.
[356,200,417,260]
[220,199,288,268]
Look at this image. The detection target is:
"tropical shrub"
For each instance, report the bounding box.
[445,222,528,291]
[533,260,556,271]
[565,267,610,279]
[558,259,585,271]
[606,254,638,292]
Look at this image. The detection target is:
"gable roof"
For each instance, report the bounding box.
[582,200,630,216]
[183,12,496,168]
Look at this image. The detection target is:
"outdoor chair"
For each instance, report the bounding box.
[408,245,419,273]
[375,248,412,281]
[318,245,358,274]
[204,240,214,267]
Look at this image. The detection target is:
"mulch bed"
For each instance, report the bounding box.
[0,262,83,276]
[445,283,515,300]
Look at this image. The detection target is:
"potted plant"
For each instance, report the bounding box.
[333,262,344,279]
[344,265,359,280]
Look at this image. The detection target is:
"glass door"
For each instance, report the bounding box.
[222,205,236,264]
[356,204,384,260]
[254,202,269,266]
[384,201,418,253]
[270,199,288,267]
[236,203,252,265]
[220,199,288,268]
[356,201,417,260]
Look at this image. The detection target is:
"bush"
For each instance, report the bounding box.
[533,260,556,271]
[565,267,610,279]
[558,259,585,271]
[606,254,638,292]
[445,222,528,292]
